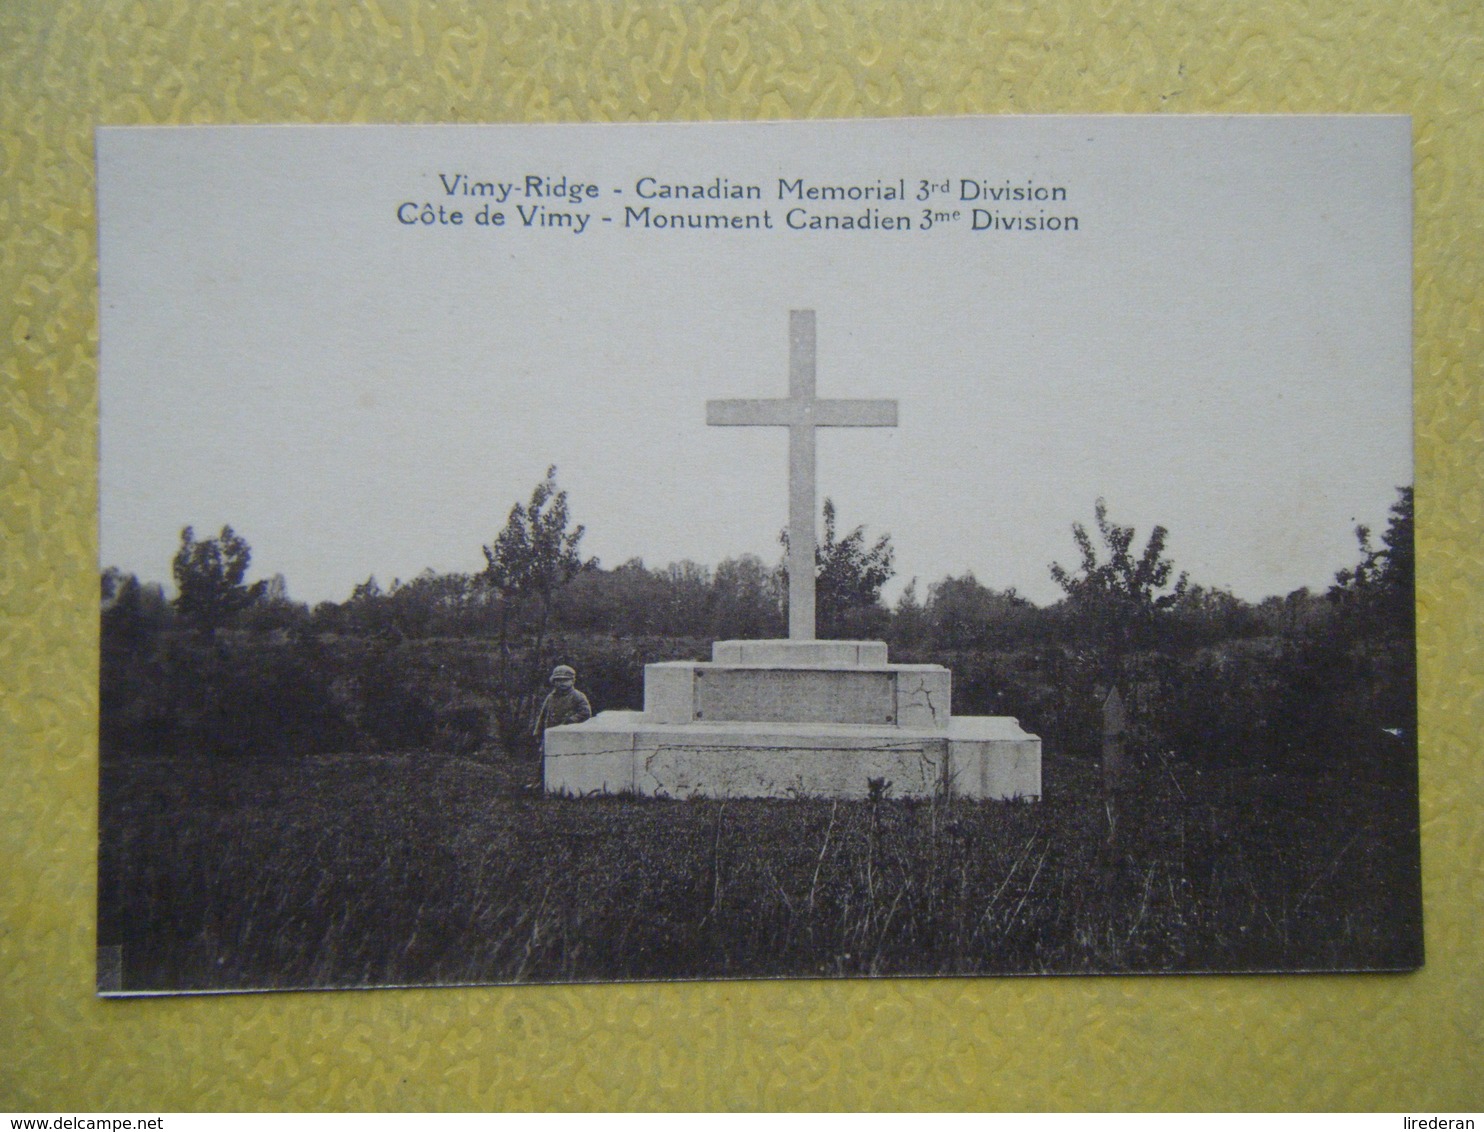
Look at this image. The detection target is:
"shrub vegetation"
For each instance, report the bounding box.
[96,485,1421,990]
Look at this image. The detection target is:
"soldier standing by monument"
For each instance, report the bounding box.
[532,664,592,750]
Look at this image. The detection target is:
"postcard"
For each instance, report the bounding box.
[95,117,1418,993]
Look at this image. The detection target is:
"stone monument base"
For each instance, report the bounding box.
[544,712,1041,800]
[543,640,1042,801]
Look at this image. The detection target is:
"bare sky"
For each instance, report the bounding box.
[97,117,1412,607]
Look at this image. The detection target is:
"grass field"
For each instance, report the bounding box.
[97,741,1422,993]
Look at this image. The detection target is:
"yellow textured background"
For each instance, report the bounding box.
[2,0,1480,1112]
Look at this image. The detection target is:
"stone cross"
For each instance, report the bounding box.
[707,310,898,640]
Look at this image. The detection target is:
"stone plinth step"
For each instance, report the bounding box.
[543,712,1041,801]
[942,716,1043,802]
[644,660,951,729]
[710,639,889,666]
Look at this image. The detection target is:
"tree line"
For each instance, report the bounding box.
[102,476,1412,655]
[100,469,1415,769]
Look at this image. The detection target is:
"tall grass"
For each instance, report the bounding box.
[97,743,1420,993]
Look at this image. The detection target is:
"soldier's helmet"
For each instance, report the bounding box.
[550,665,577,683]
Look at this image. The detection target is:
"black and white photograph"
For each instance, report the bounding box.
[95,116,1420,994]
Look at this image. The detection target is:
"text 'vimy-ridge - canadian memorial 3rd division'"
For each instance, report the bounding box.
[542,310,1042,802]
[95,119,1420,994]
[402,172,1080,234]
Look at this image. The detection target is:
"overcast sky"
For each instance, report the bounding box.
[97,117,1412,607]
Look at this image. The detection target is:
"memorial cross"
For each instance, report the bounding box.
[706,310,898,641]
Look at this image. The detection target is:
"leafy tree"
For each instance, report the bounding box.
[341,569,483,639]
[655,560,712,636]
[782,498,895,638]
[100,568,172,646]
[396,570,481,637]
[484,467,590,624]
[891,577,927,649]
[482,467,594,751]
[327,575,388,636]
[172,525,266,636]
[557,558,654,635]
[922,572,1036,650]
[1330,486,1414,634]
[710,554,784,639]
[1166,584,1262,646]
[101,566,128,605]
[553,554,782,639]
[1050,499,1187,653]
[1317,483,1418,747]
[239,573,312,633]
